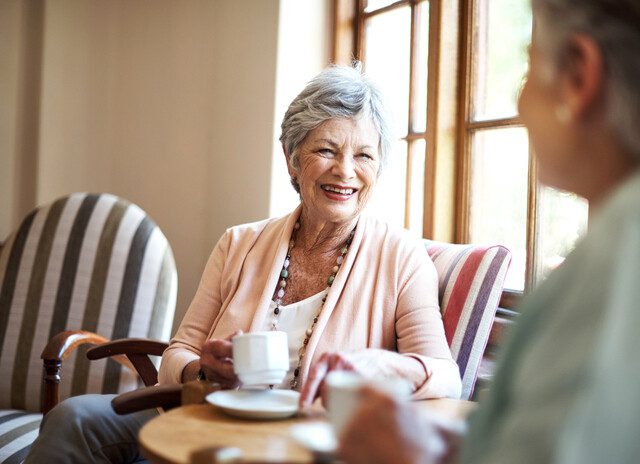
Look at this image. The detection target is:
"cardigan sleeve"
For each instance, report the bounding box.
[393,239,461,399]
[158,230,232,385]
[337,237,462,400]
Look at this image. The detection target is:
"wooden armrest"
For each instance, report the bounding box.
[86,338,168,388]
[40,333,167,414]
[40,330,112,415]
[111,384,183,415]
[41,330,110,362]
[111,381,221,415]
[86,338,168,360]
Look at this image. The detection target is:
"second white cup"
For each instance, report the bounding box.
[326,371,412,436]
[232,331,289,387]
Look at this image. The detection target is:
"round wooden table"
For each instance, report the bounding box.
[139,398,474,464]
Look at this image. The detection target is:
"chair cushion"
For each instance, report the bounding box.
[424,240,511,400]
[0,193,177,412]
[0,409,42,463]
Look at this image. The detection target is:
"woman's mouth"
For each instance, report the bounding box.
[321,184,357,201]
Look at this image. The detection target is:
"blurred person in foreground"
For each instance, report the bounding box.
[25,64,461,463]
[339,1,640,463]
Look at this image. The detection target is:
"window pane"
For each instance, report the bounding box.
[471,0,531,120]
[412,2,429,133]
[536,187,588,282]
[364,6,411,138]
[469,127,529,290]
[369,140,407,228]
[408,139,426,235]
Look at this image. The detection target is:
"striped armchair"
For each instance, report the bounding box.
[0,193,177,463]
[424,240,511,400]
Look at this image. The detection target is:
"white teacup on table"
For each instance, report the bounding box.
[206,331,298,420]
[326,371,412,436]
[232,331,289,387]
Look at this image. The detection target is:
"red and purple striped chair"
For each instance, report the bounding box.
[424,240,511,400]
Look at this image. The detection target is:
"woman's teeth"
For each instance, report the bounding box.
[322,186,355,195]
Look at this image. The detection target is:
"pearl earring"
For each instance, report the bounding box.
[554,105,572,124]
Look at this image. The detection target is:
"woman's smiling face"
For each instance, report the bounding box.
[288,116,381,227]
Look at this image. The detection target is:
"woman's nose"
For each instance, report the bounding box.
[332,154,356,179]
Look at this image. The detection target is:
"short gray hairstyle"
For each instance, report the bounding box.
[532,0,640,160]
[279,64,393,178]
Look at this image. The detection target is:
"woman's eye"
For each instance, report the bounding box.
[358,153,374,160]
[318,148,334,155]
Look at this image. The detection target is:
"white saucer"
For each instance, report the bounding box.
[206,389,300,419]
[290,421,337,454]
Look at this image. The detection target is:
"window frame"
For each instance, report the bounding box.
[333,0,540,309]
[456,0,538,304]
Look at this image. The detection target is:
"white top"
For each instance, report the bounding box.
[261,291,325,389]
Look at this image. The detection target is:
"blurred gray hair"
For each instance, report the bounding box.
[532,0,640,160]
[279,64,393,178]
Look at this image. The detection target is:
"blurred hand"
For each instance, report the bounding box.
[338,386,465,464]
[299,352,357,408]
[198,330,242,389]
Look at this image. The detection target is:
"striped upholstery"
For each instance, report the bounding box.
[0,193,177,462]
[424,240,511,400]
[0,411,42,464]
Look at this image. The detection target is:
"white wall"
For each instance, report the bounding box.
[1,0,337,333]
[269,0,332,217]
[0,0,41,237]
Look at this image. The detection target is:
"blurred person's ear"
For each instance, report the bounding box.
[560,34,605,123]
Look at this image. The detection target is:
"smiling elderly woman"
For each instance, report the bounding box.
[167,65,461,403]
[25,64,461,464]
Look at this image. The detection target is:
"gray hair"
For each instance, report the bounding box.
[279,64,393,182]
[532,0,640,160]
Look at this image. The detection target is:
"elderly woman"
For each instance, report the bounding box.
[25,65,460,463]
[338,1,640,463]
[165,65,460,404]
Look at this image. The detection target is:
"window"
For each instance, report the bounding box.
[334,0,589,305]
[338,0,430,235]
[459,0,588,292]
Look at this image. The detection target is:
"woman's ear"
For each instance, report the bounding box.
[560,34,604,122]
[283,143,296,177]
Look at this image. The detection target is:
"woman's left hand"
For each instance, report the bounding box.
[299,352,357,407]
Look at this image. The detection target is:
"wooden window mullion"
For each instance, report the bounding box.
[454,0,473,243]
[404,2,420,228]
[525,145,539,292]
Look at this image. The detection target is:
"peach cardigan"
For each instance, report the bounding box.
[158,206,462,399]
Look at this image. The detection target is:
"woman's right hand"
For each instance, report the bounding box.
[198,330,242,389]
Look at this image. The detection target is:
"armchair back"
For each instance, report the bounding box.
[424,240,511,400]
[0,193,177,412]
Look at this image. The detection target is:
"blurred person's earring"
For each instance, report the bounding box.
[554,104,572,124]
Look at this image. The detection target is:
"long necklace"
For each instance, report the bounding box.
[271,221,355,390]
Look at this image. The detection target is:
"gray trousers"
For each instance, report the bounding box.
[24,394,159,464]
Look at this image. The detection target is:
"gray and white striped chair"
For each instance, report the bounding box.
[0,193,177,463]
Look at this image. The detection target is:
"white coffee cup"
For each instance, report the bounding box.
[232,331,289,387]
[326,371,412,436]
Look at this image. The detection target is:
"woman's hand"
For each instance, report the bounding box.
[298,352,357,407]
[198,330,242,389]
[338,386,465,464]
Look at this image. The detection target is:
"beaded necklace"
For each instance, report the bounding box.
[271,221,355,390]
